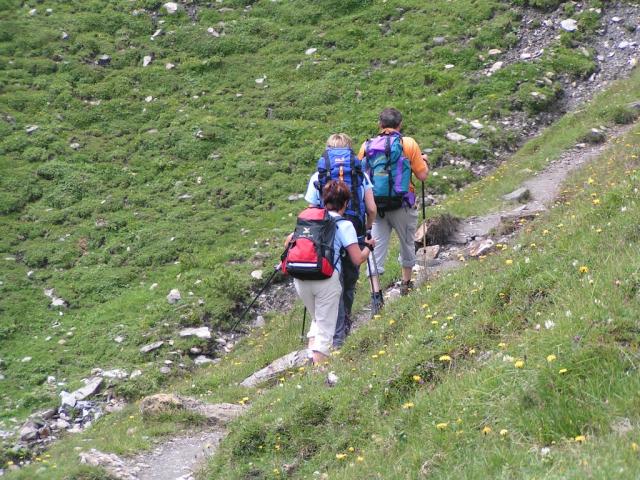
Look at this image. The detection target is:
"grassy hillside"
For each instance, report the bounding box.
[6,93,640,480]
[1,0,639,464]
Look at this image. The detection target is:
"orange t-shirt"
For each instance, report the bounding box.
[358,128,428,193]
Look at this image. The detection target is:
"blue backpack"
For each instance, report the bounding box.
[363,132,413,213]
[315,147,366,236]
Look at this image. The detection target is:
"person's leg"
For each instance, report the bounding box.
[387,207,419,293]
[308,275,342,364]
[333,256,358,347]
[367,216,392,291]
[294,279,320,359]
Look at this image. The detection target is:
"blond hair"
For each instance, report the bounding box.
[326,133,353,148]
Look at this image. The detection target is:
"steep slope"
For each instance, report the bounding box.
[1,0,640,470]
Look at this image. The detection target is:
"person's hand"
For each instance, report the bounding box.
[364,236,376,251]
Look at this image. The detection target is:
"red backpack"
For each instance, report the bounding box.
[281,207,343,280]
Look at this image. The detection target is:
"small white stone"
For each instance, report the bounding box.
[488,49,502,56]
[444,64,455,69]
[163,2,178,14]
[21,356,32,363]
[446,132,467,142]
[489,61,503,73]
[145,95,153,102]
[251,270,263,280]
[618,41,631,50]
[143,55,153,67]
[611,16,622,23]
[560,19,578,32]
[150,283,158,290]
[305,47,317,55]
[165,62,175,70]
[470,120,484,130]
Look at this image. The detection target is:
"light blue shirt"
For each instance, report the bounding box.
[304,171,373,207]
[329,211,358,274]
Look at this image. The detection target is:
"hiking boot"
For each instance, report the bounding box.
[400,280,415,297]
[371,291,384,315]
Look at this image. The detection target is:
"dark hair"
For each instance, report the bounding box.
[379,108,402,129]
[322,180,351,211]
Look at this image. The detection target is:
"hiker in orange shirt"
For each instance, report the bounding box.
[358,108,429,309]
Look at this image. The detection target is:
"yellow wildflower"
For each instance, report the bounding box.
[514,360,525,369]
[575,435,586,443]
[436,422,449,431]
[348,447,355,452]
[373,315,381,319]
[402,402,415,409]
[439,354,452,362]
[412,375,422,382]
[482,426,492,435]
[469,348,476,355]
[498,342,507,349]
[371,354,378,359]
[587,177,595,185]
[632,442,638,452]
[500,429,509,436]
[336,453,347,460]
[389,319,396,325]
[505,259,513,265]
[579,265,589,274]
[592,198,601,205]
[546,354,557,363]
[356,456,365,462]
[378,350,386,356]
[559,368,568,374]
[542,229,550,236]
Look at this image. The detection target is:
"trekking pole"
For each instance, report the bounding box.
[230,264,282,332]
[300,307,307,344]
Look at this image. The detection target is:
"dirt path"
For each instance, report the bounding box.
[129,430,224,480]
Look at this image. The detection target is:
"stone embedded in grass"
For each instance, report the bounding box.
[61,31,69,40]
[143,54,154,67]
[151,29,163,40]
[167,289,181,304]
[560,19,578,32]
[96,54,111,66]
[179,326,211,339]
[165,62,175,70]
[163,2,178,14]
[139,340,164,353]
[502,187,530,203]
[489,61,503,74]
[251,270,263,280]
[102,369,129,380]
[470,120,484,130]
[25,125,39,134]
[446,132,467,142]
[159,366,171,374]
[488,49,502,56]
[433,36,446,45]
[305,47,317,55]
[194,355,218,366]
[467,238,495,257]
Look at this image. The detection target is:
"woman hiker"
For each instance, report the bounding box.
[285,180,375,365]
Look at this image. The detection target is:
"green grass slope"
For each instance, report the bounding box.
[7,99,639,480]
[1,0,639,460]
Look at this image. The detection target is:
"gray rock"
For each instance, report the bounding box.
[250,270,263,280]
[129,369,142,379]
[584,128,606,144]
[159,366,171,374]
[70,142,81,150]
[326,371,339,387]
[79,449,139,480]
[445,132,467,142]
[96,54,111,66]
[142,54,154,67]
[163,2,178,14]
[54,418,70,430]
[432,36,446,45]
[488,49,501,56]
[73,377,103,401]
[240,349,310,388]
[560,19,578,32]
[470,120,484,130]
[252,315,266,328]
[139,394,245,425]
[151,28,163,40]
[179,327,211,339]
[140,340,164,353]
[166,289,181,304]
[19,422,39,441]
[467,238,495,257]
[165,62,176,70]
[502,187,530,203]
[416,245,440,261]
[489,61,504,73]
[25,125,39,134]
[194,355,215,366]
[102,369,129,380]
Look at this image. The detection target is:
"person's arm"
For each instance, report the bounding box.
[304,173,321,206]
[344,238,375,267]
[284,232,293,248]
[404,138,429,182]
[364,189,376,230]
